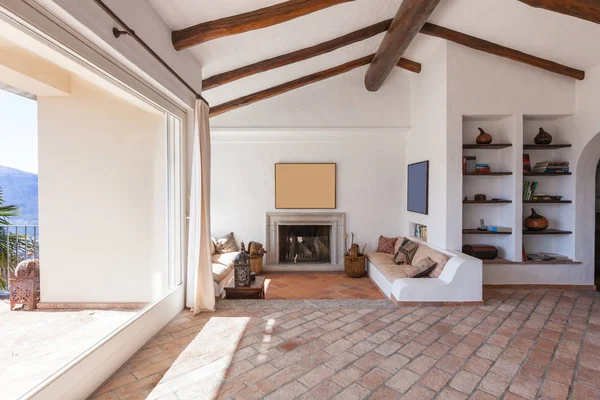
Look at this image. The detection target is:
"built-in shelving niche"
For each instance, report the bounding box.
[461,114,578,265]
[462,115,516,261]
[522,114,575,262]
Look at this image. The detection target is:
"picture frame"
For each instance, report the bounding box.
[407,161,429,215]
[275,163,336,209]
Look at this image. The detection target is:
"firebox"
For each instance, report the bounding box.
[278,225,331,264]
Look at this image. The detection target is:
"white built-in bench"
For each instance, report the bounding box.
[366,237,483,305]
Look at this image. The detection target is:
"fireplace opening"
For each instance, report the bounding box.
[279,225,331,264]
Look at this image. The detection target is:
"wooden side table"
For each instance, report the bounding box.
[224,276,265,299]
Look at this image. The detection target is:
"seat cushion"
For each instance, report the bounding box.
[212,251,240,268]
[366,252,410,282]
[413,245,450,278]
[212,263,232,283]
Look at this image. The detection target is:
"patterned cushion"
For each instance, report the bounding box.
[210,239,216,255]
[376,236,397,254]
[393,238,419,265]
[405,257,437,278]
[412,245,450,278]
[213,232,239,254]
[393,237,405,255]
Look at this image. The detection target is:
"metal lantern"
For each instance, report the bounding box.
[234,242,251,287]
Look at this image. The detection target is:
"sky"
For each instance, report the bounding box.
[0,90,38,174]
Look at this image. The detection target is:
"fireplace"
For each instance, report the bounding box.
[279,225,331,264]
[265,212,346,270]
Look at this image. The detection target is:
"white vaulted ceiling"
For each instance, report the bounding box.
[148,0,600,126]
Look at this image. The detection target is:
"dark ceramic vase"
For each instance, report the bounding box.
[476,127,493,144]
[524,208,549,231]
[534,127,553,145]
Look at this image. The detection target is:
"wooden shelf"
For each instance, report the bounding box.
[463,144,513,149]
[523,200,572,204]
[483,257,581,265]
[464,200,512,204]
[523,229,572,235]
[523,144,572,150]
[464,172,513,176]
[524,172,572,176]
[463,229,512,235]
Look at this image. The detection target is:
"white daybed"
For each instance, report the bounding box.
[366,237,483,305]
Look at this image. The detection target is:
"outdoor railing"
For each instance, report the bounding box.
[0,225,39,291]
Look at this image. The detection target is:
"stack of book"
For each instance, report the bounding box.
[476,163,491,173]
[527,252,572,262]
[463,156,476,173]
[523,181,539,200]
[532,161,569,173]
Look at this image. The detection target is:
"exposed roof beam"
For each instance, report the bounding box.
[210,55,374,117]
[420,23,585,80]
[364,0,442,92]
[172,0,354,51]
[518,0,600,25]
[203,20,394,90]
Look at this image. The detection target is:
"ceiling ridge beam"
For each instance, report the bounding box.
[203,19,395,91]
[518,0,600,25]
[172,0,354,51]
[364,0,442,92]
[210,54,374,118]
[420,22,585,80]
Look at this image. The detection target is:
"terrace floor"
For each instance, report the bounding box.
[0,298,138,399]
[91,288,600,400]
[263,273,385,300]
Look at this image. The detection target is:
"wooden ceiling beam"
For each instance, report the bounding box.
[518,0,600,25]
[172,0,354,51]
[420,23,585,80]
[364,0,442,91]
[210,55,373,117]
[203,20,393,90]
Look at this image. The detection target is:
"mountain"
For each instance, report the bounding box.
[0,166,38,225]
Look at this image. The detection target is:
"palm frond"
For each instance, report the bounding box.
[0,188,20,225]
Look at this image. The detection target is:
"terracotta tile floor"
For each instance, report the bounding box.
[0,299,137,399]
[91,289,600,400]
[263,273,385,300]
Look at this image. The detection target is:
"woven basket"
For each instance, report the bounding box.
[250,255,263,275]
[344,255,366,278]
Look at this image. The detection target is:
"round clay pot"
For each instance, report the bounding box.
[524,208,549,231]
[534,127,553,145]
[476,127,493,144]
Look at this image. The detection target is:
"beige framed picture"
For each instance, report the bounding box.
[275,163,336,209]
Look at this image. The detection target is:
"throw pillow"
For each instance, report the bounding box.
[210,238,216,255]
[409,257,437,278]
[376,235,397,254]
[393,238,419,265]
[213,232,239,254]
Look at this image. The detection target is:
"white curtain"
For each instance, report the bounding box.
[187,99,215,314]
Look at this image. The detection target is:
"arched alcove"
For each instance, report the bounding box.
[574,130,600,288]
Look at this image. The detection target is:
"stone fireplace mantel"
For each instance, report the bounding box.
[265,212,346,269]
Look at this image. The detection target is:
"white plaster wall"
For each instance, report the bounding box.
[444,43,589,285]
[404,42,449,248]
[38,76,168,302]
[211,129,406,254]
[572,64,600,285]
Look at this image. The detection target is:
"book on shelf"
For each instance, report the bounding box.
[527,252,572,262]
[523,181,539,200]
[487,226,512,233]
[475,163,491,173]
[523,154,532,172]
[531,161,569,173]
[462,156,476,173]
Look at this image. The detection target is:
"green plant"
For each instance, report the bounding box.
[0,188,20,290]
